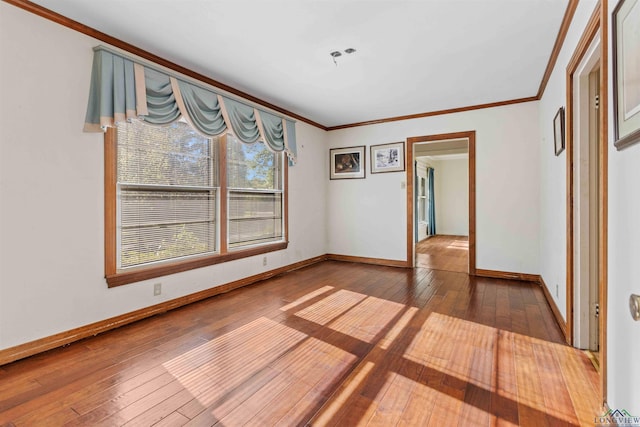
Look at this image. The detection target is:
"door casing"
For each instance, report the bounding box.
[406,131,476,274]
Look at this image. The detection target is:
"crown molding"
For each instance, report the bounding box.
[3,0,579,132]
[2,0,327,131]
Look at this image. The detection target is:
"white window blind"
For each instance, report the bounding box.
[226,138,284,248]
[116,120,218,268]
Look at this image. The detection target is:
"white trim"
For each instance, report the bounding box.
[572,33,601,349]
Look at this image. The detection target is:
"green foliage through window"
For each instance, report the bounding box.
[116,120,217,268]
[114,120,285,269]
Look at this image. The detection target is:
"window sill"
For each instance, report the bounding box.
[106,241,288,287]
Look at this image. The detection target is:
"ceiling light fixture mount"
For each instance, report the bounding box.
[330,48,356,66]
[330,51,342,65]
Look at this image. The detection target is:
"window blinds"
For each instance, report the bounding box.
[117,120,217,268]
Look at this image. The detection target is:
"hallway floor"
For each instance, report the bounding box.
[416,235,469,273]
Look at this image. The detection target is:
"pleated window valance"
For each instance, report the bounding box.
[83,47,297,164]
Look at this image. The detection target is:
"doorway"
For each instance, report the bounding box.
[572,35,602,364]
[565,8,607,405]
[406,131,476,274]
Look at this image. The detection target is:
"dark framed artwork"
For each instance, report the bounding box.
[330,146,366,179]
[554,106,565,156]
[613,0,640,150]
[370,141,405,174]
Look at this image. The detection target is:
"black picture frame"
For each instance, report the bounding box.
[330,146,366,179]
[370,141,405,174]
[554,106,565,156]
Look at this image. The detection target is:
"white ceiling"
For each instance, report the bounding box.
[29,0,568,128]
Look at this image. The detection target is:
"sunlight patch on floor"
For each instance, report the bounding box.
[294,289,367,326]
[400,312,582,425]
[280,285,334,312]
[157,286,595,426]
[378,306,419,350]
[161,317,307,415]
[311,361,376,425]
[327,295,405,343]
[447,241,469,249]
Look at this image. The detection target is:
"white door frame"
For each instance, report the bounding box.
[572,34,601,349]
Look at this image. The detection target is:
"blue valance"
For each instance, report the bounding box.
[83,51,138,129]
[143,68,180,125]
[176,80,226,136]
[223,97,261,144]
[84,47,297,164]
[260,110,287,152]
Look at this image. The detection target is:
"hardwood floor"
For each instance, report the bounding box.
[416,235,469,273]
[0,261,600,426]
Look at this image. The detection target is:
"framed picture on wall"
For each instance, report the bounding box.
[554,106,565,156]
[370,141,405,174]
[613,0,640,150]
[330,146,366,179]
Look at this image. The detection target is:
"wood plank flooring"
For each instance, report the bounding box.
[0,261,600,426]
[416,235,469,273]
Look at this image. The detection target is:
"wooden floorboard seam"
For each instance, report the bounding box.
[0,261,600,426]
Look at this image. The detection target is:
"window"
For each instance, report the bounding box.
[418,176,427,223]
[227,137,283,249]
[105,120,287,287]
[117,120,218,268]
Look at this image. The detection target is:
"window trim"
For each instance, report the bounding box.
[104,128,288,288]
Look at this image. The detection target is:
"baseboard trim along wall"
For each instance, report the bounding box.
[326,254,410,268]
[0,257,569,366]
[0,255,327,366]
[475,268,541,282]
[475,268,568,341]
[538,275,569,341]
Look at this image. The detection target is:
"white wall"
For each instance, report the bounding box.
[0,3,328,351]
[435,158,468,236]
[607,130,640,414]
[538,0,599,320]
[606,0,640,414]
[537,0,639,412]
[327,102,541,273]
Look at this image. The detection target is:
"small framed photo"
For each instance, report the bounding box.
[370,141,405,174]
[554,107,565,156]
[613,0,640,150]
[330,146,366,179]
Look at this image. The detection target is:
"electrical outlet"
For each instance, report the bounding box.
[555,284,559,298]
[154,283,162,296]
[263,256,267,266]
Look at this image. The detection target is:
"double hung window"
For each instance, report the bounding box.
[105,119,287,287]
